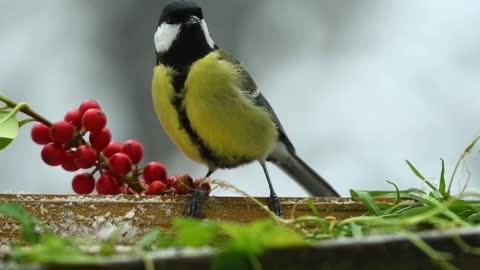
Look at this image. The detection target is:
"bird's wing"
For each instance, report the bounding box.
[216,49,296,153]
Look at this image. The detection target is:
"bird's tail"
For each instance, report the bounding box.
[268,144,339,197]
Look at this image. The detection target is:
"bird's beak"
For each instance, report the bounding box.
[185,15,200,25]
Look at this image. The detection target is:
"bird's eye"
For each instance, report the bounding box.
[165,14,184,24]
[165,17,175,24]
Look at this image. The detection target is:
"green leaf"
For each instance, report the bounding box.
[173,218,220,247]
[0,111,19,150]
[406,160,437,192]
[350,190,382,216]
[220,220,305,256]
[0,203,41,244]
[133,229,163,251]
[11,234,101,265]
[211,220,303,270]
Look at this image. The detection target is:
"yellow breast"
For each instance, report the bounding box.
[151,65,204,164]
[184,52,278,164]
[152,51,278,168]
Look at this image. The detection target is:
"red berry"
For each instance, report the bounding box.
[143,162,167,183]
[122,140,144,164]
[89,128,111,150]
[146,181,166,195]
[61,150,80,172]
[99,169,124,185]
[72,173,95,194]
[31,123,51,145]
[79,99,101,116]
[41,143,65,166]
[49,121,74,145]
[64,109,82,129]
[102,141,123,158]
[96,175,120,195]
[74,145,97,169]
[175,174,193,195]
[164,176,176,188]
[193,178,212,194]
[109,153,132,176]
[82,109,107,134]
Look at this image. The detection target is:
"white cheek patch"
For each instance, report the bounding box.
[154,23,181,53]
[200,19,215,49]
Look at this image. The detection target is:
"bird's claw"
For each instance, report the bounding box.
[184,188,206,219]
[268,194,284,218]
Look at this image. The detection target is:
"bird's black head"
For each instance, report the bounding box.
[154,0,216,69]
[159,0,203,25]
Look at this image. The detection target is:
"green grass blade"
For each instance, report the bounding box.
[350,188,425,199]
[350,190,382,216]
[383,202,415,215]
[439,159,447,197]
[386,180,401,205]
[448,134,480,194]
[294,216,331,227]
[306,198,319,215]
[406,160,426,180]
[406,160,438,192]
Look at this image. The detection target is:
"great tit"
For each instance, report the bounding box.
[151,0,339,217]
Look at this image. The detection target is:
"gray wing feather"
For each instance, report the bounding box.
[253,93,295,153]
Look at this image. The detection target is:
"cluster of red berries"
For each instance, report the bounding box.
[30,99,211,196]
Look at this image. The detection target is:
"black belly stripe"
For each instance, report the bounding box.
[170,68,224,167]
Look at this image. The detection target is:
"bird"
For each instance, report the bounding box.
[151,0,339,217]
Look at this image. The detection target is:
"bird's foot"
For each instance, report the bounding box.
[184,188,206,219]
[268,193,284,218]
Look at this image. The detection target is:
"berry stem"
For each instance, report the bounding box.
[99,152,110,165]
[91,165,100,176]
[131,165,141,179]
[0,95,52,126]
[121,175,145,192]
[18,118,36,127]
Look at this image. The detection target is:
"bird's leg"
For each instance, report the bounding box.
[260,161,283,218]
[184,169,214,218]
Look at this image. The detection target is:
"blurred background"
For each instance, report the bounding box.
[1,0,479,197]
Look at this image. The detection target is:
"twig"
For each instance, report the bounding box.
[208,179,285,224]
[0,95,51,126]
[447,134,480,194]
